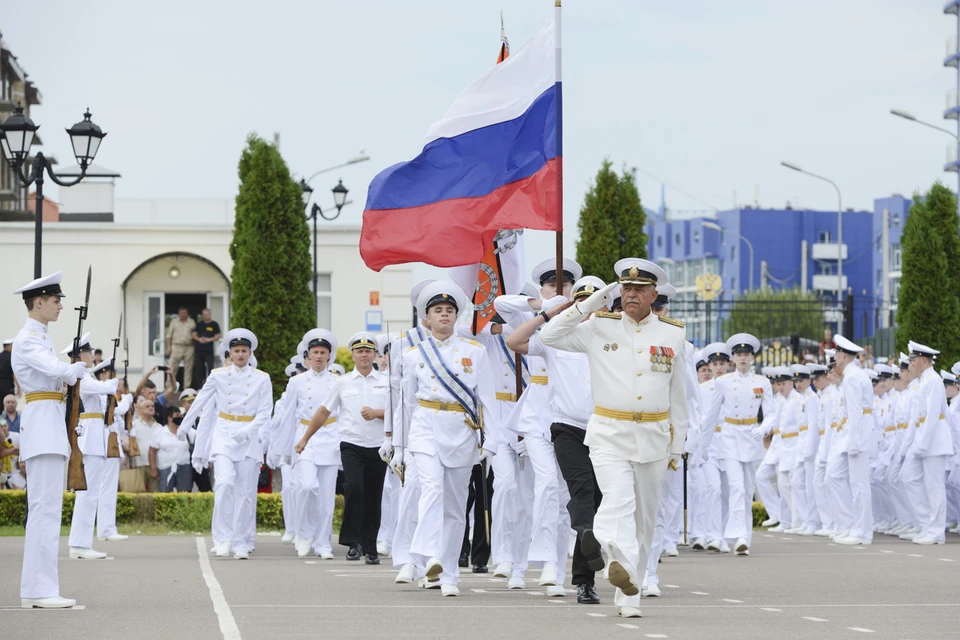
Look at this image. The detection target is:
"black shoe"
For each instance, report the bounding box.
[472,564,488,573]
[577,584,601,604]
[346,545,361,561]
[365,553,380,565]
[580,529,605,572]
[459,552,469,568]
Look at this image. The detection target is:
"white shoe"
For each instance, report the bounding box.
[493,561,513,578]
[507,576,526,590]
[617,606,642,618]
[418,577,441,589]
[642,582,661,597]
[215,542,231,557]
[760,518,778,527]
[296,539,312,557]
[912,536,944,545]
[797,527,816,536]
[835,536,871,546]
[899,531,918,541]
[660,546,679,557]
[281,532,294,543]
[783,527,803,534]
[234,549,249,560]
[21,597,77,609]
[539,561,559,586]
[720,542,731,553]
[606,559,639,596]
[318,551,334,560]
[813,528,833,537]
[691,538,706,550]
[98,534,128,541]
[292,535,300,547]
[706,539,722,552]
[69,547,107,560]
[830,529,850,540]
[396,564,417,584]
[545,585,566,597]
[425,557,443,583]
[377,541,391,557]
[734,537,749,554]
[440,584,460,597]
[767,525,785,533]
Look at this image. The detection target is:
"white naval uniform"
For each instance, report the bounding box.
[834,361,877,541]
[98,394,133,539]
[702,369,775,546]
[814,384,840,532]
[183,363,272,553]
[793,386,821,532]
[13,318,78,600]
[902,367,954,542]
[268,393,298,538]
[945,397,960,526]
[272,367,340,554]
[693,378,725,545]
[892,380,921,529]
[775,389,804,529]
[402,334,497,586]
[68,371,119,550]
[870,391,895,528]
[540,307,688,610]
[755,393,784,525]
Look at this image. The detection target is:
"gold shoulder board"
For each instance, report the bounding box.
[212,366,228,373]
[405,344,419,353]
[595,311,622,319]
[658,315,685,328]
[464,338,482,347]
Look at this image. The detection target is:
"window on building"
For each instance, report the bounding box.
[314,273,332,330]
[877,269,882,287]
[818,230,831,243]
[731,277,737,293]
[890,277,901,302]
[657,236,663,248]
[731,246,737,262]
[675,232,681,245]
[817,262,834,275]
[891,244,902,270]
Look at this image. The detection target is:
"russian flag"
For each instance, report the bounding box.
[361,14,562,271]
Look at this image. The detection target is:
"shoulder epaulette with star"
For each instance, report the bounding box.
[595,311,622,319]
[658,315,685,328]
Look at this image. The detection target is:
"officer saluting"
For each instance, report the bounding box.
[539,258,688,620]
[13,272,88,609]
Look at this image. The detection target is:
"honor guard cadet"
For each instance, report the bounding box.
[754,366,803,532]
[814,351,842,536]
[696,343,733,552]
[297,332,389,564]
[793,364,823,535]
[402,281,497,597]
[66,337,120,560]
[181,328,272,559]
[901,342,954,544]
[829,335,876,546]
[539,258,688,619]
[890,353,921,539]
[13,272,88,609]
[272,329,341,558]
[701,333,776,556]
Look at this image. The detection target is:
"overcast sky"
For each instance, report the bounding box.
[2,0,956,274]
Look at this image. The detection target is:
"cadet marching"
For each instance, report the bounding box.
[12,263,960,621]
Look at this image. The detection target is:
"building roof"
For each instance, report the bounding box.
[55,163,122,178]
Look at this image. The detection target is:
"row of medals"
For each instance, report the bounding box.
[651,354,673,373]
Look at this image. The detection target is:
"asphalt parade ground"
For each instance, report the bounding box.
[1,532,958,640]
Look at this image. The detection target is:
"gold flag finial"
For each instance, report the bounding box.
[555,0,561,6]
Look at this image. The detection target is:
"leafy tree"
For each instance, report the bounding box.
[335,346,355,373]
[575,159,648,280]
[895,182,960,364]
[723,287,825,342]
[231,135,314,398]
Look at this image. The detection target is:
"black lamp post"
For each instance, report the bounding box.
[0,104,106,277]
[302,178,351,323]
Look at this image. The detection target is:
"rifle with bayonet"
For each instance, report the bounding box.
[105,313,122,458]
[123,337,140,458]
[64,267,91,491]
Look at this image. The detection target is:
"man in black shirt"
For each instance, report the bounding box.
[0,339,15,400]
[192,308,222,389]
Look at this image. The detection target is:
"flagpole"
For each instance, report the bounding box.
[554,0,563,286]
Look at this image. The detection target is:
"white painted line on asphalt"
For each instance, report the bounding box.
[663,584,680,589]
[232,603,960,610]
[781,538,793,541]
[801,616,828,622]
[304,561,316,564]
[195,538,241,640]
[722,599,743,603]
[763,534,773,538]
[547,600,565,604]
[471,589,487,593]
[939,558,954,562]
[847,628,874,633]
[760,608,781,612]
[879,550,894,553]
[690,591,709,595]
[618,623,639,629]
[907,554,923,558]
[644,635,669,639]
[586,612,606,617]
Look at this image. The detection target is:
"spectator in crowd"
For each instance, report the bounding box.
[0,338,15,400]
[149,407,192,492]
[3,394,20,433]
[818,328,835,358]
[93,349,103,366]
[166,307,197,389]
[1,411,24,489]
[178,388,211,492]
[192,308,221,389]
[136,367,179,425]
[862,344,875,368]
[130,396,164,492]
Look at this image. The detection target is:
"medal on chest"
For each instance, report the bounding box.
[461,357,473,374]
[650,346,674,373]
[753,387,764,400]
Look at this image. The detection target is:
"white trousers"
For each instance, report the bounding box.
[826,455,854,533]
[814,462,833,530]
[870,462,893,526]
[889,456,916,528]
[907,455,948,541]
[280,462,298,536]
[69,454,106,549]
[847,453,873,540]
[236,458,259,551]
[646,464,683,585]
[590,449,667,609]
[391,456,421,568]
[21,454,67,599]
[491,447,520,566]
[378,465,401,548]
[697,461,725,542]
[723,459,757,544]
[689,465,705,540]
[793,459,819,530]
[96,457,121,538]
[212,455,257,551]
[524,433,560,566]
[294,459,338,554]
[409,452,471,586]
[777,469,794,529]
[755,459,780,524]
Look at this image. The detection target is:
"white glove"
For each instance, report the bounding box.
[688,450,703,468]
[266,452,282,469]
[122,393,134,404]
[378,437,393,463]
[389,446,404,471]
[176,426,188,441]
[577,281,618,314]
[479,448,494,463]
[541,295,570,313]
[67,361,87,384]
[515,438,528,457]
[105,378,120,394]
[74,425,84,437]
[232,431,250,445]
[192,458,208,474]
[751,426,765,440]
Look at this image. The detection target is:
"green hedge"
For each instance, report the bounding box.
[752,501,768,527]
[0,491,344,531]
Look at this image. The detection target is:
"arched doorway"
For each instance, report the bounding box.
[122,252,231,388]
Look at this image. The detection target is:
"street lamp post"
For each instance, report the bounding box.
[890,108,960,215]
[0,104,107,277]
[301,179,352,324]
[780,161,844,296]
[702,221,754,292]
